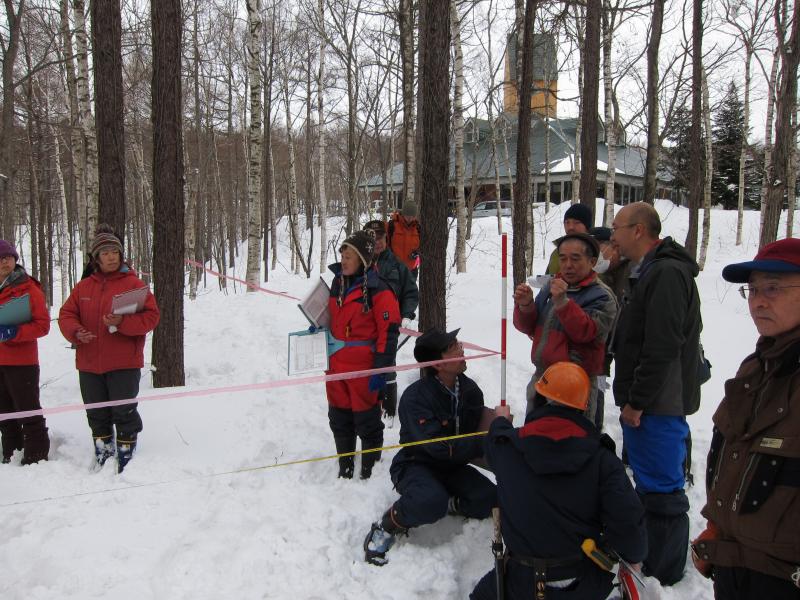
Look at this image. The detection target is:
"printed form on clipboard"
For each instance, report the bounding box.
[111,287,149,316]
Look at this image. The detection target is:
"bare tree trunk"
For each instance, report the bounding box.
[698,68,712,270]
[317,0,328,274]
[685,0,703,258]
[788,110,797,238]
[579,0,601,216]
[74,0,99,256]
[737,49,752,245]
[643,0,665,204]
[451,0,467,273]
[49,119,70,302]
[571,4,584,205]
[284,72,309,276]
[761,0,799,247]
[91,0,127,238]
[151,0,185,387]
[514,0,537,285]
[759,47,779,239]
[417,0,449,332]
[602,0,616,226]
[245,0,263,290]
[399,0,415,209]
[0,0,25,242]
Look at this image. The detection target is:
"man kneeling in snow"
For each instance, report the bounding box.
[363,328,497,565]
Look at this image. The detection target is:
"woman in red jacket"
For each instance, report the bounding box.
[0,240,51,465]
[327,230,400,480]
[59,226,160,473]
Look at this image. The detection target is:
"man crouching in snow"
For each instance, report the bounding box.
[363,328,497,566]
[471,362,647,599]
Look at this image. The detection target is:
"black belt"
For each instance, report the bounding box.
[507,552,585,600]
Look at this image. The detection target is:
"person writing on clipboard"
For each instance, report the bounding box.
[59,225,160,473]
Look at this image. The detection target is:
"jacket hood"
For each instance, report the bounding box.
[646,237,700,278]
[513,405,600,475]
[0,265,29,291]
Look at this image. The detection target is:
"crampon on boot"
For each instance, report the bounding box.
[116,434,137,473]
[94,435,115,467]
[364,508,406,566]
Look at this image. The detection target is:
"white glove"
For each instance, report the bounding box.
[401,317,414,330]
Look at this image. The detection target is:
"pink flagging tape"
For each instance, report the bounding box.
[186,259,301,300]
[0,351,498,422]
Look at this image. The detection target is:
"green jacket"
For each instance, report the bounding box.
[373,248,419,319]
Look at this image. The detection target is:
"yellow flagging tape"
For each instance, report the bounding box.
[0,430,489,508]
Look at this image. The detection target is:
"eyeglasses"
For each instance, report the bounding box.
[611,223,639,232]
[738,284,800,299]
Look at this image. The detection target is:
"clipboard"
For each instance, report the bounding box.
[287,328,347,375]
[298,277,331,329]
[111,287,149,316]
[0,294,32,326]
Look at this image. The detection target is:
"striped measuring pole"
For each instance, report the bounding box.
[500,232,507,407]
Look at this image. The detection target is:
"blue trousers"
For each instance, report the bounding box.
[392,462,496,528]
[622,414,688,494]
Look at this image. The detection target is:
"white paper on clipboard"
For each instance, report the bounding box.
[298,277,330,329]
[287,329,329,375]
[111,287,149,316]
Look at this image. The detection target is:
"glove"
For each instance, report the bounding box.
[401,317,414,330]
[0,325,18,342]
[368,374,387,392]
[691,521,719,579]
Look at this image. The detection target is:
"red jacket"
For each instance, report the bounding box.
[387,212,420,272]
[0,267,50,366]
[58,266,160,374]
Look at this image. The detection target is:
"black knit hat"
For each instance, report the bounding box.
[340,230,376,269]
[564,204,593,231]
[90,224,124,259]
[363,220,387,238]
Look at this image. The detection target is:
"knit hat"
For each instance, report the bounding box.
[363,220,387,238]
[0,240,19,261]
[414,328,460,364]
[340,229,376,270]
[90,224,124,259]
[589,226,612,243]
[555,232,600,258]
[402,201,418,219]
[722,238,800,283]
[563,203,593,231]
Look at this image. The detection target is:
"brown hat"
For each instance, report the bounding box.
[363,220,387,238]
[555,232,600,258]
[90,224,124,259]
[340,229,376,269]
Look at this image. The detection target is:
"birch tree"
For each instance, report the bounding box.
[698,68,712,270]
[317,0,328,274]
[643,0,665,203]
[245,0,263,290]
[451,0,467,273]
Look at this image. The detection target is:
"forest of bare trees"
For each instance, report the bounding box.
[0,0,798,378]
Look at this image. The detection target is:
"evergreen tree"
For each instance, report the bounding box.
[711,82,747,210]
[662,104,693,204]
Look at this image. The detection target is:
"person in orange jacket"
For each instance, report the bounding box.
[326,229,401,480]
[387,201,420,279]
[59,225,160,473]
[0,240,51,465]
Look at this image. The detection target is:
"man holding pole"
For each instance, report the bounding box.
[470,362,647,599]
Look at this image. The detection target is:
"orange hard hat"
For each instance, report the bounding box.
[534,362,591,411]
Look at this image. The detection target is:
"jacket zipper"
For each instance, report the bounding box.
[711,438,726,491]
[732,453,758,512]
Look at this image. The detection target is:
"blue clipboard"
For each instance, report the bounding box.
[0,294,32,326]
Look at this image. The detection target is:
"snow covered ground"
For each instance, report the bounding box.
[2,201,797,600]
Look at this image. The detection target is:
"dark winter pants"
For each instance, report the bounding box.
[328,405,384,469]
[0,365,49,462]
[391,462,496,528]
[471,560,614,600]
[713,565,800,599]
[639,490,690,586]
[79,369,142,439]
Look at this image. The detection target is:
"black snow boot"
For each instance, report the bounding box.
[116,433,138,473]
[334,436,356,479]
[94,434,115,467]
[364,507,407,566]
[382,382,397,417]
[21,422,50,465]
[360,438,383,480]
[1,422,23,463]
[640,490,690,586]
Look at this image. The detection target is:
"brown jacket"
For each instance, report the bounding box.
[700,325,800,583]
